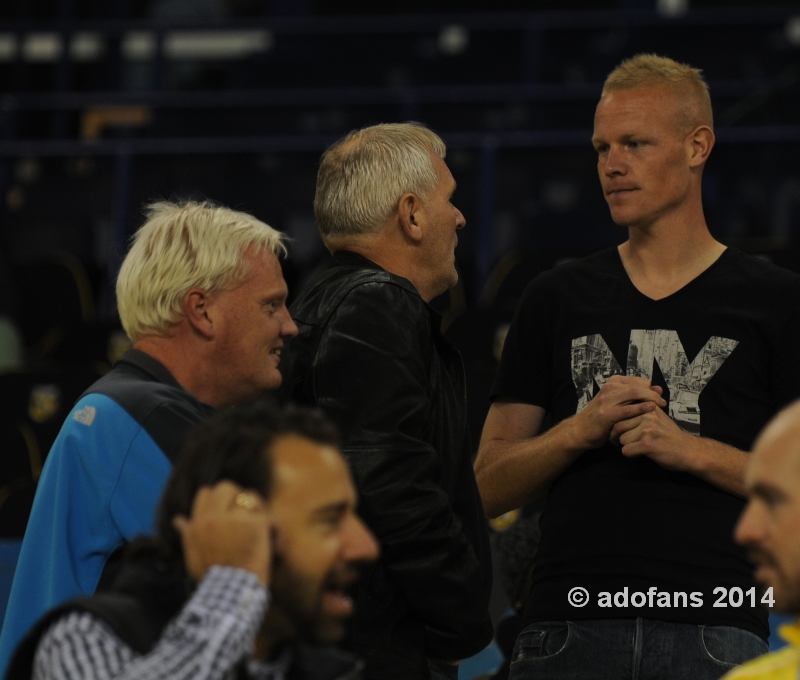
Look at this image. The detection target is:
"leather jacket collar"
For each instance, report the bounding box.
[330,250,443,323]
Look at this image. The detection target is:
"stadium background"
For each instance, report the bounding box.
[0,0,798,676]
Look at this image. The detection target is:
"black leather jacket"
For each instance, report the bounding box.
[280,251,493,680]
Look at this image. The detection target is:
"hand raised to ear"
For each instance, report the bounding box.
[173,481,272,586]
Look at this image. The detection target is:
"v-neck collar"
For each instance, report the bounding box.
[611,245,730,303]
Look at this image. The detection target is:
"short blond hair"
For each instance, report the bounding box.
[117,201,286,342]
[603,53,713,132]
[314,122,446,245]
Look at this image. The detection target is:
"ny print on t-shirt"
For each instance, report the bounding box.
[570,331,739,434]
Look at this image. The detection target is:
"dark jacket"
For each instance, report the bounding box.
[7,552,362,680]
[280,251,493,680]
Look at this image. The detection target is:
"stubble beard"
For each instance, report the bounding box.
[269,561,346,645]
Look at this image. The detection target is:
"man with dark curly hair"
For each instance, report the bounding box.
[9,401,378,680]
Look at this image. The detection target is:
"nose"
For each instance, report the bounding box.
[281,306,299,338]
[455,206,466,230]
[601,145,625,177]
[344,515,380,563]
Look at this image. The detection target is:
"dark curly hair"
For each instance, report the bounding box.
[125,398,339,572]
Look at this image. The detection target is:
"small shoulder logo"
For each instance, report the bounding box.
[73,405,97,427]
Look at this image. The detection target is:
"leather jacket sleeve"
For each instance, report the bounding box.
[308,281,492,660]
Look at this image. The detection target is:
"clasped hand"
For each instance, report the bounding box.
[575,375,694,471]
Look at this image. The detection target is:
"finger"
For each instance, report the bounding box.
[615,388,666,406]
[610,419,639,445]
[649,385,663,396]
[604,375,626,386]
[189,486,215,518]
[201,481,251,515]
[611,415,643,437]
[233,491,267,513]
[208,481,245,512]
[618,424,646,446]
[172,516,196,555]
[173,515,205,582]
[612,401,658,423]
[597,383,664,405]
[605,375,652,388]
[620,441,648,457]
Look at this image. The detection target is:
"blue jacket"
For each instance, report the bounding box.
[0,350,215,676]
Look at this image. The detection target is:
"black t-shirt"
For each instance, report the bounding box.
[492,246,800,639]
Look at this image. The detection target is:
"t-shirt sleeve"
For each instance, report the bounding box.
[491,273,556,409]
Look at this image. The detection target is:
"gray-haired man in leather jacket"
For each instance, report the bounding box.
[280,122,494,680]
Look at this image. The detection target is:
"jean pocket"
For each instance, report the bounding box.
[700,625,768,668]
[511,621,571,664]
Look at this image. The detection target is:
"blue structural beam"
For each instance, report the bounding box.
[0,79,777,112]
[0,125,797,157]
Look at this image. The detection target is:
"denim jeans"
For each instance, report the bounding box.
[507,618,767,680]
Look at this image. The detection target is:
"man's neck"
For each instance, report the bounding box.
[619,213,726,301]
[333,241,433,301]
[132,337,221,408]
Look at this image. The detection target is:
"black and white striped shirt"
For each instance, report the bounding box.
[32,566,287,680]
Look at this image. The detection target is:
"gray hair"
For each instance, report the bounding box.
[117,201,286,343]
[314,122,446,245]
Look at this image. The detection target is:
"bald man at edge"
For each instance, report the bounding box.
[475,54,800,679]
[722,401,800,679]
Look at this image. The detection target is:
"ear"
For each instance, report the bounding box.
[686,125,715,169]
[184,288,215,340]
[397,192,424,244]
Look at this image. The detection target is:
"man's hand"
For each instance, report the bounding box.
[610,405,694,471]
[609,404,749,497]
[476,380,666,518]
[571,375,666,450]
[173,481,272,586]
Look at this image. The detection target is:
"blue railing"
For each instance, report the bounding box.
[0,5,798,296]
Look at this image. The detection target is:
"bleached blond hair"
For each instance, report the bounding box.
[117,201,286,342]
[603,53,713,132]
[314,122,446,245]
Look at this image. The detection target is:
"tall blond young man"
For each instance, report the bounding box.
[475,54,800,679]
[0,201,298,676]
